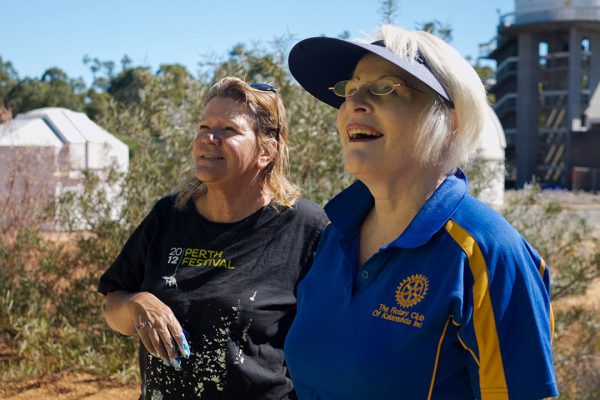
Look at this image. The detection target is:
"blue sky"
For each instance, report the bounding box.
[1,0,514,84]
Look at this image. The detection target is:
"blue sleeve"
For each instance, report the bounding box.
[447,220,558,399]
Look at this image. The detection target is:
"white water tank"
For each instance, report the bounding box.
[474,106,507,208]
[0,107,129,230]
[514,0,600,24]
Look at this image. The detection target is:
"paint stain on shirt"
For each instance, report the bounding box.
[142,295,257,398]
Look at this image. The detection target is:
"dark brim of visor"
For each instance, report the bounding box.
[288,36,453,109]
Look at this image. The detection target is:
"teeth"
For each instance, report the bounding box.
[201,154,223,159]
[347,128,383,139]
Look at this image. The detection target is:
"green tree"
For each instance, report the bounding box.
[417,19,453,42]
[157,63,193,106]
[210,41,289,92]
[107,66,154,105]
[473,61,496,103]
[379,0,401,24]
[84,89,113,123]
[82,55,121,121]
[0,56,19,109]
[83,55,116,91]
[40,67,86,109]
[3,67,85,114]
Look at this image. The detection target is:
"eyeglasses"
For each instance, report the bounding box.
[329,78,426,98]
[249,82,280,140]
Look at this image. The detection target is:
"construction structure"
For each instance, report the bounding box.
[480,0,600,190]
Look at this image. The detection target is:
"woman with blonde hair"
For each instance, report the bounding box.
[284,25,558,400]
[99,77,327,399]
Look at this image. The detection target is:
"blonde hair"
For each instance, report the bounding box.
[175,77,300,209]
[368,25,488,173]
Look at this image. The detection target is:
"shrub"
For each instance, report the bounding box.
[502,186,600,399]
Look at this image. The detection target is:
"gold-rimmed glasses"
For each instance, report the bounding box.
[329,78,426,98]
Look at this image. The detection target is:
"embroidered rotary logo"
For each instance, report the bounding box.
[395,274,429,308]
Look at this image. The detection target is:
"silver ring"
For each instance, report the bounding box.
[135,321,152,331]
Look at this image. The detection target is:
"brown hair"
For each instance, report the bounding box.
[175,77,300,209]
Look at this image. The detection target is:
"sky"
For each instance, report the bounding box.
[1,0,515,85]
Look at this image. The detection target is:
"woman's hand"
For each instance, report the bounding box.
[105,290,190,370]
[126,292,191,369]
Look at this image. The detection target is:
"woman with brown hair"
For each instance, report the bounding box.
[99,77,327,399]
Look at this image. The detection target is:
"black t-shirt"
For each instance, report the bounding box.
[98,194,328,400]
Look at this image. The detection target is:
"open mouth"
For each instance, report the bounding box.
[346,126,384,141]
[200,154,224,160]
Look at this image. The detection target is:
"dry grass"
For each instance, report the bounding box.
[554,278,600,313]
[0,373,139,400]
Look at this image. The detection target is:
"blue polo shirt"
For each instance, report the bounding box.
[284,171,558,400]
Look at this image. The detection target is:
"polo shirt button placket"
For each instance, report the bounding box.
[361,270,370,280]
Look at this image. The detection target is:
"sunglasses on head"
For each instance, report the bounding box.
[249,82,277,93]
[249,82,280,140]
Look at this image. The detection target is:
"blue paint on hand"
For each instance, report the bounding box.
[171,356,182,370]
[182,340,191,359]
[179,329,192,358]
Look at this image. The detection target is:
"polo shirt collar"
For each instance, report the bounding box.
[324,169,469,249]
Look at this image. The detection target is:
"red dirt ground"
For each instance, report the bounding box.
[0,373,139,400]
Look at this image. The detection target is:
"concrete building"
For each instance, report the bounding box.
[480,0,600,190]
[0,107,128,229]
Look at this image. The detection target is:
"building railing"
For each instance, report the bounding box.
[478,34,515,59]
[504,128,517,146]
[494,93,518,117]
[539,90,568,108]
[540,127,568,134]
[499,12,516,27]
[500,6,600,27]
[541,89,569,97]
[495,57,519,83]
[539,51,570,69]
[479,38,498,58]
